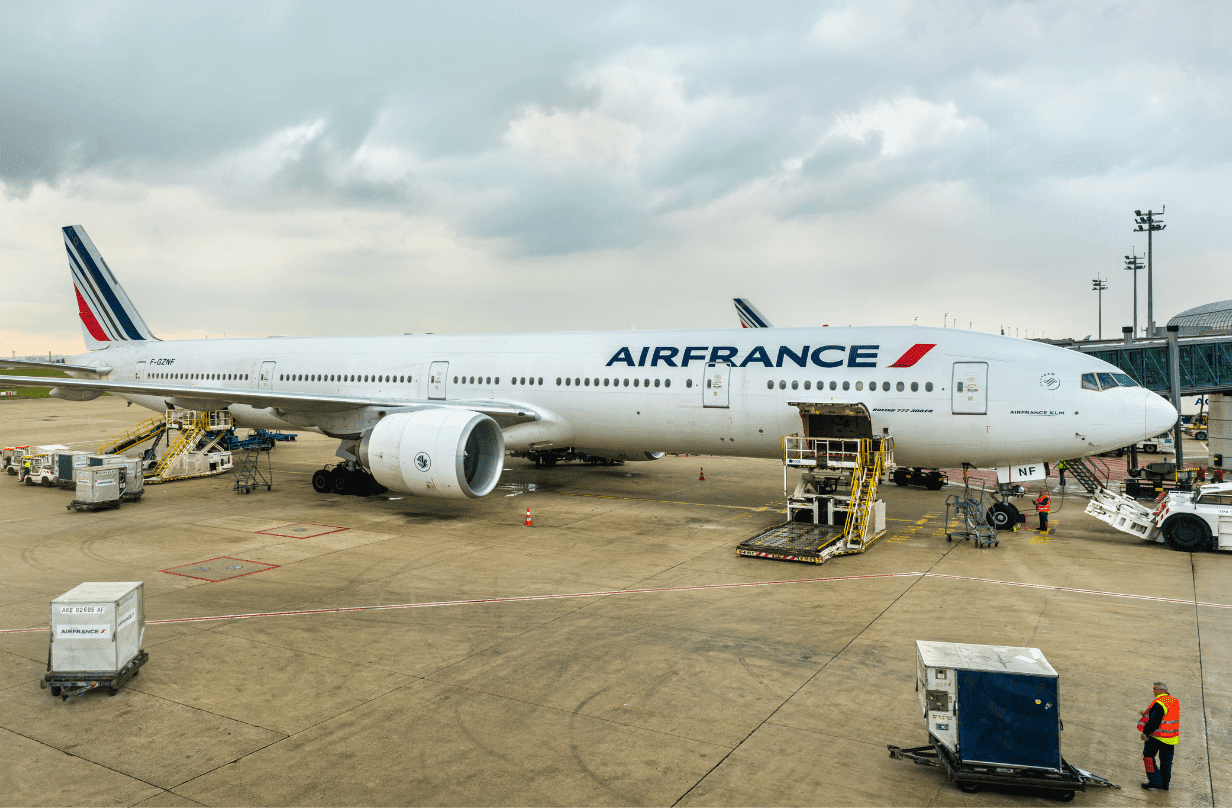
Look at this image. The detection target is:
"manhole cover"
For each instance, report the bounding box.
[194,567,210,571]
[226,565,242,570]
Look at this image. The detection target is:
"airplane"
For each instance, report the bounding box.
[2,226,1177,525]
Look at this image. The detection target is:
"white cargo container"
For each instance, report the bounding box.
[88,454,145,500]
[69,466,122,510]
[50,582,144,671]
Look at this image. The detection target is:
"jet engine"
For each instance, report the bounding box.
[575,450,666,462]
[360,409,504,499]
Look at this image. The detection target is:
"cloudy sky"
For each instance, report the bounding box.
[2,1,1228,355]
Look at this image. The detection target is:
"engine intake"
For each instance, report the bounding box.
[360,409,504,499]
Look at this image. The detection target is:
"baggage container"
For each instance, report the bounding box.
[70,466,122,510]
[88,454,144,500]
[49,582,145,673]
[916,640,1061,772]
[54,451,93,488]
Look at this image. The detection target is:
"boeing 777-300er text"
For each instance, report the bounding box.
[3,227,1177,510]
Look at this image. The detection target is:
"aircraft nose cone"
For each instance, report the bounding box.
[1145,393,1178,438]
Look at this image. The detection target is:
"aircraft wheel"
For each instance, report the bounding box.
[892,469,909,486]
[311,469,332,494]
[1162,515,1211,552]
[331,469,351,495]
[986,502,1018,531]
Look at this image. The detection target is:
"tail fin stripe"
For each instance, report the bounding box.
[66,246,124,341]
[64,230,146,340]
[74,287,111,342]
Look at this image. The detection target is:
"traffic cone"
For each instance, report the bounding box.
[524,507,533,527]
[699,467,706,481]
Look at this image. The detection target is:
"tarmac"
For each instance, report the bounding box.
[0,396,1228,807]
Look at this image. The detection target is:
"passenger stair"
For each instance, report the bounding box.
[98,414,166,455]
[1061,457,1103,495]
[145,412,207,483]
[738,435,893,564]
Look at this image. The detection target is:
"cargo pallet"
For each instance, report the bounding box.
[888,738,1118,801]
[41,649,148,701]
[66,498,121,512]
[737,521,878,564]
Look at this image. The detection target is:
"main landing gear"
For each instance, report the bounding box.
[312,463,386,497]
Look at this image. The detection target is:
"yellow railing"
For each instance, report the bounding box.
[149,412,207,479]
[841,438,888,547]
[99,414,166,454]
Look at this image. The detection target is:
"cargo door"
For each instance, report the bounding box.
[951,362,987,415]
[134,360,147,381]
[956,669,1060,770]
[429,361,449,400]
[258,361,276,391]
[703,363,730,408]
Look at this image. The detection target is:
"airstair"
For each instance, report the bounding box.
[1060,457,1104,495]
[737,432,893,564]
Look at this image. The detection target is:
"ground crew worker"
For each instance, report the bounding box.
[1138,681,1180,790]
[1033,489,1050,531]
[1056,460,1068,487]
[1215,468,1225,484]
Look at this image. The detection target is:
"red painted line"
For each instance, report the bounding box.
[256,523,348,539]
[2,570,1226,636]
[0,572,920,634]
[921,572,1231,609]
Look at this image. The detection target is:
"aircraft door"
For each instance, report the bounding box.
[134,360,147,381]
[258,361,276,390]
[429,362,449,400]
[703,363,730,408]
[952,362,987,415]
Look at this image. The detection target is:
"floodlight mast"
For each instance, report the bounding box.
[1092,275,1109,340]
[1124,249,1144,337]
[1134,206,1165,336]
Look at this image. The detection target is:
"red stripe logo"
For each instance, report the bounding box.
[75,286,110,342]
[889,343,935,368]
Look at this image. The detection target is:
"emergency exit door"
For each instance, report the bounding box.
[952,362,987,415]
[429,362,449,400]
[703,363,730,408]
[134,360,147,381]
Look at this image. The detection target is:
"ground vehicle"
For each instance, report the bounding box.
[1124,461,1197,499]
[1185,414,1208,441]
[1137,432,1174,454]
[891,467,947,490]
[1152,482,1232,551]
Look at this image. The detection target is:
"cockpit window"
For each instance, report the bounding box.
[1097,372,1117,389]
[1112,373,1138,387]
[1081,373,1099,390]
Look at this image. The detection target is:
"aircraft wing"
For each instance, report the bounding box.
[1,359,111,374]
[0,375,542,424]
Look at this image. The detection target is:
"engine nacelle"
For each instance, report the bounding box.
[575,449,665,462]
[360,409,504,499]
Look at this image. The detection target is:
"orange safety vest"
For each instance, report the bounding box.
[1034,494,1050,513]
[1136,694,1180,744]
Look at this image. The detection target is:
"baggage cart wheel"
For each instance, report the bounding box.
[50,685,62,696]
[958,781,980,793]
[1055,790,1075,802]
[108,687,118,696]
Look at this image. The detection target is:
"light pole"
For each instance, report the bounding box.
[1134,206,1165,336]
[1123,249,1144,337]
[1092,275,1108,340]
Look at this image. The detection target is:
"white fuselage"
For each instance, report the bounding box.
[66,326,1175,469]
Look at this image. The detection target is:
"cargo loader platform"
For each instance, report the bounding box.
[739,404,892,565]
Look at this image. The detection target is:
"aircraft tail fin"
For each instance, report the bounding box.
[733,298,773,328]
[63,225,158,350]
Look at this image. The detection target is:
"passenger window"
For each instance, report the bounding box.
[586,378,592,386]
[623,379,629,387]
[883,382,891,391]
[604,378,610,387]
[664,379,671,388]
[804,381,811,390]
[1097,372,1117,389]
[557,377,562,386]
[634,379,640,387]
[855,381,863,391]
[842,381,850,391]
[653,379,659,387]
[574,378,580,386]
[521,377,526,385]
[767,381,774,390]
[791,380,798,390]
[830,381,837,391]
[778,380,786,390]
[686,379,692,388]
[453,376,458,383]
[925,382,933,392]
[897,382,904,392]
[565,378,571,386]
[910,382,917,392]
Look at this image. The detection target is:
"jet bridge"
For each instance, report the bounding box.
[737,403,892,564]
